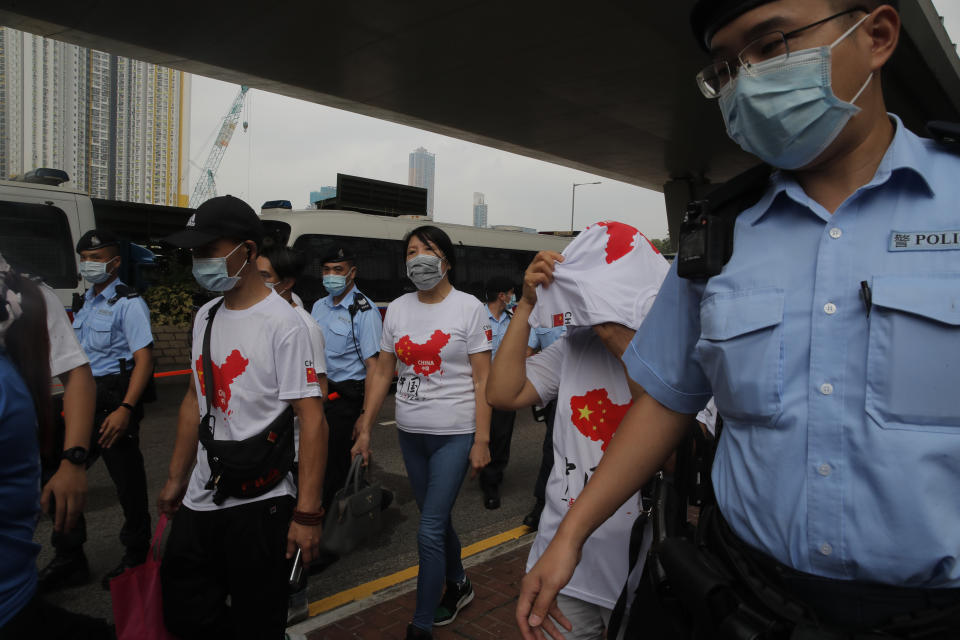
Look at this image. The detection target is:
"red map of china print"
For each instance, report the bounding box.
[595,221,660,262]
[195,349,249,416]
[569,388,632,451]
[395,330,451,377]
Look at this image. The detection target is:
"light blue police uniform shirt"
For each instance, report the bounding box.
[624,115,960,588]
[487,307,511,360]
[527,325,566,351]
[311,285,382,382]
[72,279,153,378]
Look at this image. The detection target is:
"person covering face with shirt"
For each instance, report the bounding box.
[353,226,492,640]
[158,195,327,640]
[309,247,382,510]
[477,275,518,511]
[489,222,668,640]
[519,2,960,638]
[39,229,155,594]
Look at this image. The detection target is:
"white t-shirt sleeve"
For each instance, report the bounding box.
[524,338,566,405]
[42,285,88,377]
[275,324,322,401]
[380,302,396,353]
[309,322,327,375]
[466,299,492,355]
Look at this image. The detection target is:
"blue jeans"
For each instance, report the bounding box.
[397,430,474,631]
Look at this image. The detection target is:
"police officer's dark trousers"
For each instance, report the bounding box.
[47,373,151,559]
[322,379,365,509]
[160,496,294,640]
[479,408,517,495]
[532,400,558,504]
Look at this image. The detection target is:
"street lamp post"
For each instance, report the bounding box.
[570,181,602,232]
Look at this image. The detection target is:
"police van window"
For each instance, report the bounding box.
[292,233,409,308]
[456,246,531,299]
[261,220,291,248]
[0,201,76,288]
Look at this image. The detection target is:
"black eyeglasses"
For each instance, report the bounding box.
[696,6,868,98]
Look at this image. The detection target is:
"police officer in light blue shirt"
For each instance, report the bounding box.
[310,247,382,508]
[39,229,154,594]
[518,1,960,637]
[478,275,518,510]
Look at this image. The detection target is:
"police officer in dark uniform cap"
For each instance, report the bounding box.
[519,1,960,638]
[39,229,155,592]
[310,246,382,509]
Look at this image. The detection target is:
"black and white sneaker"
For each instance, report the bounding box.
[433,577,474,626]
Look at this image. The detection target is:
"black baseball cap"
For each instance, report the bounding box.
[164,195,262,248]
[76,229,121,253]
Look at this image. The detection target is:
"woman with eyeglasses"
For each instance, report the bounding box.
[352,226,492,640]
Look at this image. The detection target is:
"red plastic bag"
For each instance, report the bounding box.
[110,514,177,640]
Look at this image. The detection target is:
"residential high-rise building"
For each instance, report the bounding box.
[473,192,488,228]
[309,185,337,207]
[0,27,191,206]
[408,146,435,217]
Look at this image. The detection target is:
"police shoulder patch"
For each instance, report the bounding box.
[108,284,141,305]
[353,295,372,312]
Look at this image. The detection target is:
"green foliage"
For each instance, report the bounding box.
[650,237,674,254]
[145,282,196,327]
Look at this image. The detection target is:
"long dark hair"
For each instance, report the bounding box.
[3,271,54,456]
[403,225,457,283]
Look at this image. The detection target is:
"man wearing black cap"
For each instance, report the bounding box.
[310,247,381,509]
[519,2,960,639]
[37,228,155,592]
[157,195,327,639]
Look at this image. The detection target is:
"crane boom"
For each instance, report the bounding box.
[189,85,249,208]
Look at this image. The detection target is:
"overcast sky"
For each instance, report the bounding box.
[188,2,960,240]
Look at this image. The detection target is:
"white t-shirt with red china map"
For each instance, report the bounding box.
[184,291,322,511]
[380,288,492,435]
[525,327,651,609]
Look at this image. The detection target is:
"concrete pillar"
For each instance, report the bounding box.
[662,177,711,253]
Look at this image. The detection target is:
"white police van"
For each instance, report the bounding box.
[0,169,93,311]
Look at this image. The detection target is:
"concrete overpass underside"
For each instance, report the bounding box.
[3,0,959,233]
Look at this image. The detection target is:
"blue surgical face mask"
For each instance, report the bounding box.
[79,257,117,284]
[192,243,247,292]
[406,254,445,291]
[507,293,517,309]
[265,281,289,296]
[718,14,872,170]
[323,274,348,297]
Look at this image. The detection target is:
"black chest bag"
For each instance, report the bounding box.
[199,300,295,505]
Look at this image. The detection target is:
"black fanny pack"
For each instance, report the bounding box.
[199,300,295,505]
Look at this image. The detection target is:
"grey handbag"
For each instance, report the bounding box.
[320,454,383,555]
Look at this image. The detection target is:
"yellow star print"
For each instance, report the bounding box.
[578,406,594,421]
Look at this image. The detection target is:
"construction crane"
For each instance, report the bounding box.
[189,85,249,208]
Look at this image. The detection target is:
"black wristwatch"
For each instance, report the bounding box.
[61,446,89,466]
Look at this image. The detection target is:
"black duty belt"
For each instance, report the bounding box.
[702,506,960,638]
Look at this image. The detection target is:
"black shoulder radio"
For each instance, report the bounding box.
[677,163,771,280]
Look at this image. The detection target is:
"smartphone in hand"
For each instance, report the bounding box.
[288,547,303,591]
